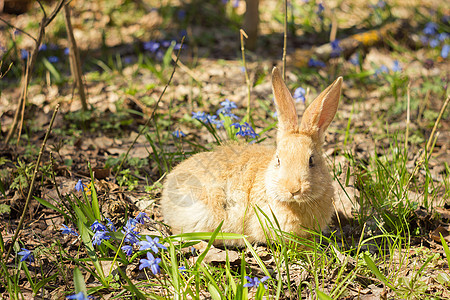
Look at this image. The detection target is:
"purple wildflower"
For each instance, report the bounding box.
[172,130,186,138]
[139,252,162,274]
[60,224,79,236]
[244,276,269,289]
[138,236,167,253]
[18,248,34,263]
[308,58,326,68]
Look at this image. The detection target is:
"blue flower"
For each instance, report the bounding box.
[442,44,449,58]
[21,49,29,60]
[90,220,107,232]
[139,252,162,274]
[64,48,70,55]
[179,29,188,38]
[438,33,448,42]
[39,44,47,51]
[219,99,238,110]
[429,39,439,48]
[75,179,86,192]
[60,224,79,236]
[192,111,206,121]
[217,99,239,119]
[66,292,90,300]
[179,266,187,273]
[391,60,401,72]
[349,53,360,65]
[18,248,34,263]
[308,58,326,68]
[92,230,110,246]
[317,3,324,15]
[136,212,150,224]
[177,9,186,20]
[48,56,59,63]
[293,87,306,103]
[375,64,389,76]
[376,0,386,8]
[233,122,259,139]
[143,41,160,53]
[138,236,167,253]
[161,40,171,48]
[419,35,429,45]
[122,245,133,256]
[121,219,141,245]
[105,218,116,231]
[232,0,239,8]
[244,276,269,289]
[330,39,342,57]
[206,114,224,128]
[423,22,438,35]
[172,130,186,138]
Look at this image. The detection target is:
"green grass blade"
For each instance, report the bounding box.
[207,282,222,300]
[88,163,101,220]
[76,212,106,285]
[440,233,450,270]
[242,238,271,277]
[199,264,223,299]
[21,263,36,292]
[316,290,333,300]
[363,253,394,290]
[117,267,147,299]
[73,267,88,295]
[195,221,223,268]
[34,196,70,219]
[42,57,62,82]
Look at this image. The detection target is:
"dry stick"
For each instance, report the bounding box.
[114,37,185,177]
[240,29,251,122]
[16,57,30,144]
[282,0,287,81]
[4,0,66,145]
[63,4,88,111]
[170,52,202,85]
[400,95,449,202]
[0,16,37,43]
[5,104,60,260]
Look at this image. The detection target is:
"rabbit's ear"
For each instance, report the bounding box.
[272,67,299,134]
[300,77,342,135]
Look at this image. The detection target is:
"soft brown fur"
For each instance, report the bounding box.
[161,67,343,246]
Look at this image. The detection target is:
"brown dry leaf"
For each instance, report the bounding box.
[191,242,240,265]
[430,226,450,243]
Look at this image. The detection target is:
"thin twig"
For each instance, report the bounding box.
[0,17,37,43]
[114,37,185,177]
[5,0,66,144]
[400,95,449,202]
[5,104,60,260]
[240,29,251,122]
[282,0,287,80]
[63,4,88,111]
[170,52,202,86]
[16,56,30,143]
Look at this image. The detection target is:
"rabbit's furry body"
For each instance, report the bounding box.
[161,67,342,246]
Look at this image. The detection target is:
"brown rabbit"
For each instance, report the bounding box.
[161,67,342,246]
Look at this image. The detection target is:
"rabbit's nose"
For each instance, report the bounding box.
[287,184,302,195]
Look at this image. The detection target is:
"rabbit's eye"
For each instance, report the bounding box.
[309,155,314,168]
